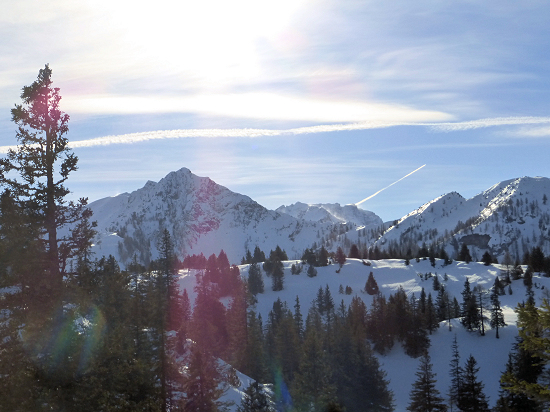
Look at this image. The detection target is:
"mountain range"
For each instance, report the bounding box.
[88,168,550,266]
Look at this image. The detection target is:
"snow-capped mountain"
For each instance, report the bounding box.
[88,169,550,267]
[276,202,383,227]
[88,167,377,265]
[372,176,550,262]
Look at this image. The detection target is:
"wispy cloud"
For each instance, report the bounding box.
[63,92,453,124]
[427,117,550,132]
[1,116,549,154]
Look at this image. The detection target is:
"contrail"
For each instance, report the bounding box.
[355,164,426,206]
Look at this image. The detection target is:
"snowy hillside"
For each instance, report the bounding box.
[276,202,383,228]
[177,258,546,411]
[373,176,550,263]
[88,168,364,265]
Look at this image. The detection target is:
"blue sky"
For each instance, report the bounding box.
[2,0,550,221]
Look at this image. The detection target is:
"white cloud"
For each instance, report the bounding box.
[63,92,453,124]
[428,117,550,132]
[505,125,550,138]
[1,116,549,154]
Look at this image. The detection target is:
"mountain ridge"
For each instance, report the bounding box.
[88,169,550,266]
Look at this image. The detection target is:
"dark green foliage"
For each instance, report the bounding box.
[495,341,544,412]
[1,65,92,301]
[248,262,264,295]
[318,246,330,266]
[404,295,430,358]
[238,381,274,412]
[253,246,266,264]
[461,278,480,331]
[290,263,302,275]
[500,300,549,405]
[302,248,317,266]
[332,298,394,412]
[481,251,493,266]
[349,244,360,259]
[457,355,490,412]
[407,352,447,412]
[335,247,346,268]
[432,274,441,291]
[458,244,472,263]
[365,271,380,295]
[307,263,318,277]
[292,317,336,411]
[448,335,462,411]
[530,246,545,272]
[425,293,439,333]
[511,263,523,280]
[182,344,230,412]
[490,286,506,338]
[271,260,284,291]
[192,273,229,357]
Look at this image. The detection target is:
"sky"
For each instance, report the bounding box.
[2,0,550,222]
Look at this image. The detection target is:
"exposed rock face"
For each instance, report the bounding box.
[460,234,491,249]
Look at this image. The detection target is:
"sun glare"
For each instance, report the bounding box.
[85,0,310,87]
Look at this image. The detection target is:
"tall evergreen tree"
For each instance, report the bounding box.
[335,247,346,268]
[490,286,506,338]
[457,355,490,412]
[0,64,91,300]
[271,260,284,291]
[448,334,462,412]
[238,381,274,412]
[182,344,230,412]
[500,299,549,404]
[458,244,472,263]
[292,312,336,411]
[461,278,479,331]
[407,351,447,412]
[247,262,264,295]
[366,271,380,295]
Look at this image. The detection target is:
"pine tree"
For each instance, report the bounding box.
[481,251,493,266]
[366,271,380,295]
[495,343,543,412]
[490,286,506,338]
[318,246,329,266]
[182,344,230,412]
[292,314,336,411]
[458,244,472,263]
[271,260,284,291]
[238,381,274,412]
[425,293,439,334]
[253,246,266,264]
[500,299,549,404]
[307,263,318,277]
[335,247,346,268]
[448,335,462,412]
[248,262,264,295]
[460,278,479,331]
[0,64,91,300]
[457,355,490,412]
[349,244,360,259]
[404,295,430,358]
[407,351,447,412]
[242,310,268,382]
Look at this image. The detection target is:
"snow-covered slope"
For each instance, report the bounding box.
[178,258,544,411]
[276,202,383,228]
[88,168,362,265]
[373,176,550,262]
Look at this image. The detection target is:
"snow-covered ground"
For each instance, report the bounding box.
[177,258,547,410]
